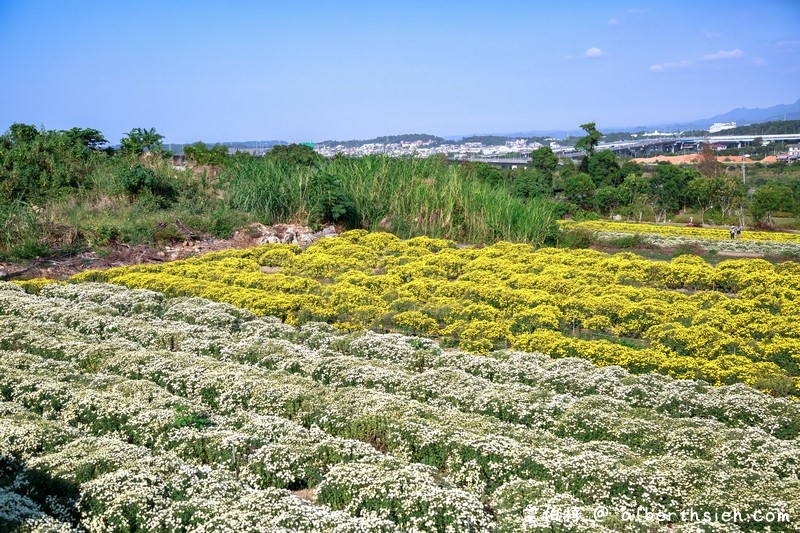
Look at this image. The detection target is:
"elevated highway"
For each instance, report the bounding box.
[450,132,800,168]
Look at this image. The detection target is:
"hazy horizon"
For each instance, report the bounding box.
[1,0,799,144]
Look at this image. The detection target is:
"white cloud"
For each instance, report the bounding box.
[776,40,800,47]
[751,56,767,66]
[564,54,574,61]
[608,17,620,25]
[701,48,743,61]
[702,29,721,39]
[585,47,604,57]
[651,47,747,73]
[650,60,693,72]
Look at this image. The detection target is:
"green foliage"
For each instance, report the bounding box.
[120,127,164,157]
[458,135,510,146]
[751,184,795,224]
[464,162,505,187]
[649,162,692,215]
[593,186,623,214]
[528,146,559,177]
[183,142,228,165]
[307,170,357,226]
[152,222,184,244]
[620,160,643,177]
[173,405,213,430]
[510,169,550,199]
[558,227,597,248]
[587,150,622,187]
[267,144,323,166]
[0,202,51,260]
[118,164,177,207]
[222,155,558,246]
[605,233,647,248]
[563,172,596,209]
[574,122,602,156]
[0,123,107,202]
[221,156,314,223]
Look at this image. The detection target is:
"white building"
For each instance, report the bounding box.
[709,122,737,133]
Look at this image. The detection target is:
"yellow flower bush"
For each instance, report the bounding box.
[66,230,800,396]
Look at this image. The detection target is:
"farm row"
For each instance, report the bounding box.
[1,282,799,531]
[561,220,800,244]
[61,231,800,397]
[561,220,800,256]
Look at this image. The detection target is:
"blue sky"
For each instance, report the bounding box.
[1,0,798,143]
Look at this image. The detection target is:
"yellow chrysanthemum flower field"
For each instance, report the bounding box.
[58,230,800,398]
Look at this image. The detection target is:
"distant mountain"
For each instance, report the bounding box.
[316,133,445,148]
[221,140,287,148]
[450,129,583,140]
[628,98,800,132]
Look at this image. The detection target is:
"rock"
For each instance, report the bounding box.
[322,225,337,236]
[377,217,393,232]
[612,214,622,221]
[265,236,281,244]
[298,234,315,248]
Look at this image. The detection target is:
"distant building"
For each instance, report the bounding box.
[788,144,799,157]
[709,122,737,133]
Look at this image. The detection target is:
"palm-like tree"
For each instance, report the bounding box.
[121,127,164,156]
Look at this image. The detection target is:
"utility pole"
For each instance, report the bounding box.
[741,155,746,185]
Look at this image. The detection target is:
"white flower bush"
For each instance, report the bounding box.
[1,281,799,531]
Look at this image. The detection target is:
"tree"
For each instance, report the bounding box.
[9,123,39,144]
[510,169,550,199]
[620,160,643,178]
[465,162,504,187]
[268,144,322,166]
[183,141,228,165]
[574,122,602,156]
[587,150,622,187]
[121,127,164,157]
[649,163,691,221]
[0,123,108,202]
[529,146,559,177]
[697,143,722,178]
[593,186,623,215]
[713,175,746,225]
[63,128,107,151]
[563,172,596,209]
[687,176,715,224]
[751,184,794,225]
[619,173,648,206]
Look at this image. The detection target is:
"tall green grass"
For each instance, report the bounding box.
[0,201,51,260]
[221,155,559,246]
[219,156,314,224]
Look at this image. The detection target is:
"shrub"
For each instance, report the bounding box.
[307,170,357,227]
[606,233,647,248]
[118,164,176,207]
[558,227,597,248]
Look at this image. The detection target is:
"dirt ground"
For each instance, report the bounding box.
[0,223,332,281]
[0,235,251,281]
